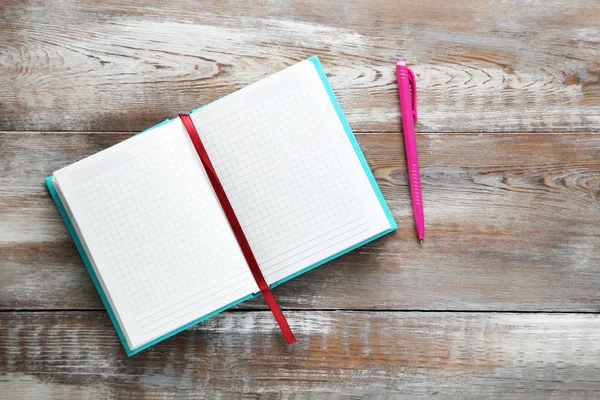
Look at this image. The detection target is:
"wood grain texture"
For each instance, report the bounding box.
[1,0,598,133]
[2,311,599,398]
[2,0,600,396]
[2,131,599,311]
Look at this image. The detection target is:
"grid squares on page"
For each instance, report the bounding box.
[73,139,246,319]
[197,80,366,266]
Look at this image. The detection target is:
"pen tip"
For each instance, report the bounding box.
[396,59,406,66]
[419,239,424,245]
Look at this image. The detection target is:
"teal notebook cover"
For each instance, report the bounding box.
[45,55,396,356]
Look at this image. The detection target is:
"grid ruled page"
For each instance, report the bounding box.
[54,121,258,350]
[190,59,392,284]
[52,58,392,351]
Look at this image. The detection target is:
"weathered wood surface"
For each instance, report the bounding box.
[2,0,600,397]
[1,0,599,133]
[2,132,599,311]
[2,311,599,398]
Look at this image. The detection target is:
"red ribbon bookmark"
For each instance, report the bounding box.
[179,113,296,344]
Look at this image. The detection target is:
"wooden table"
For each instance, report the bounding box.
[2,0,599,397]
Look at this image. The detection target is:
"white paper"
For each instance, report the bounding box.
[53,59,392,350]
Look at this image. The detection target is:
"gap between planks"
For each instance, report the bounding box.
[1,131,597,135]
[3,309,599,314]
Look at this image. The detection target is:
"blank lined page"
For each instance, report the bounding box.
[53,121,258,350]
[190,59,393,284]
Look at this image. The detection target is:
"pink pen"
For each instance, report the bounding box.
[396,59,424,243]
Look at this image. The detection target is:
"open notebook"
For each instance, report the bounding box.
[46,56,396,355]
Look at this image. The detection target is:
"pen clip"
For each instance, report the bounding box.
[407,67,418,121]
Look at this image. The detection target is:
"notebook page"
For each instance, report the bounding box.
[53,121,259,350]
[189,59,393,285]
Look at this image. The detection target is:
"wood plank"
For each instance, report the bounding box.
[2,131,599,311]
[1,0,598,133]
[1,311,599,398]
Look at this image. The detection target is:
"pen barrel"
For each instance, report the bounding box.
[405,137,425,240]
[404,132,424,232]
[397,64,425,240]
[405,139,423,209]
